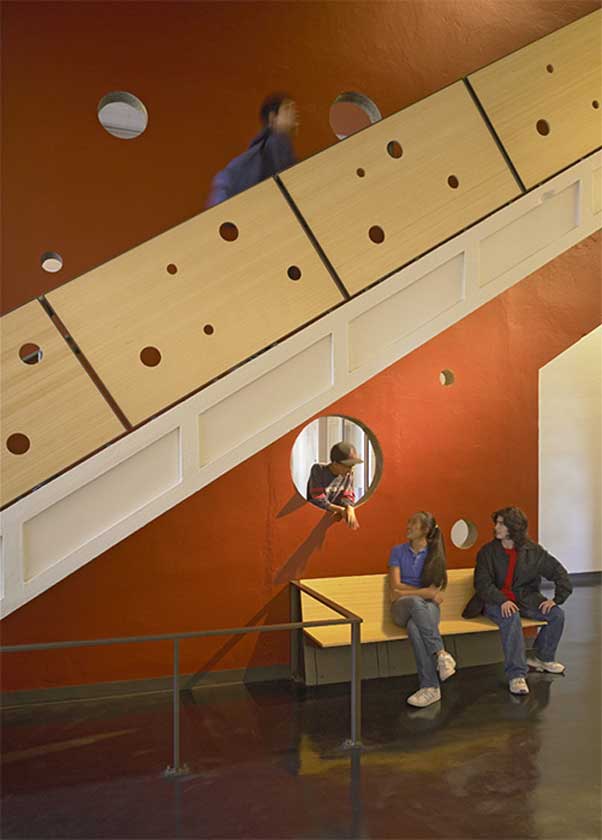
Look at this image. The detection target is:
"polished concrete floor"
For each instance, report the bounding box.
[1,584,600,839]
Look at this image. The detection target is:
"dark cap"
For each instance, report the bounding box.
[330,441,363,466]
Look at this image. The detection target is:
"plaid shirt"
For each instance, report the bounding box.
[306,463,356,510]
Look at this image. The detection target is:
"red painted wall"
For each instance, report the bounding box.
[1,0,598,314]
[1,1,600,690]
[2,234,600,690]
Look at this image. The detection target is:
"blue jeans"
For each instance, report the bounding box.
[391,596,444,688]
[484,603,565,680]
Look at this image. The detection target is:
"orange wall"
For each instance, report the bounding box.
[1,0,599,314]
[1,235,600,690]
[1,1,601,690]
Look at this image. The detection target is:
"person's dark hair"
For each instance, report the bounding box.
[415,511,448,590]
[492,506,529,547]
[259,93,292,126]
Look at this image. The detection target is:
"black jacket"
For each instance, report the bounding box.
[473,539,572,611]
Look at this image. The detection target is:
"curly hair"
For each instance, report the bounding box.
[414,511,448,590]
[492,506,529,547]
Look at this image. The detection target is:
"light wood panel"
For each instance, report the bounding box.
[280,81,520,296]
[0,301,125,507]
[469,10,602,189]
[300,571,544,648]
[47,180,344,426]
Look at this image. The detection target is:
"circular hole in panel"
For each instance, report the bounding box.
[451,519,479,550]
[166,264,178,275]
[291,415,382,507]
[41,252,63,273]
[536,119,550,136]
[329,92,382,140]
[219,222,239,242]
[546,64,554,73]
[356,168,366,178]
[593,100,600,109]
[369,225,385,244]
[7,433,31,455]
[19,343,43,365]
[387,140,403,159]
[203,324,215,336]
[287,266,302,281]
[447,175,460,189]
[439,369,455,386]
[140,346,162,367]
[97,91,148,139]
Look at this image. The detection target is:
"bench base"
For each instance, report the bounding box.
[302,631,529,686]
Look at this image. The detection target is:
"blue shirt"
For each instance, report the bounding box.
[388,543,428,588]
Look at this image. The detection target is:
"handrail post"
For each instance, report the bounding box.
[163,638,189,777]
[349,620,362,748]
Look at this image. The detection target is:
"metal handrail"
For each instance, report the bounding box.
[1,582,363,775]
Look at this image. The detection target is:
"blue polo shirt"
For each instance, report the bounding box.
[388,543,428,587]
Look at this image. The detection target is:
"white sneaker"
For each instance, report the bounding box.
[437,651,456,682]
[509,677,529,695]
[527,655,565,674]
[407,687,441,707]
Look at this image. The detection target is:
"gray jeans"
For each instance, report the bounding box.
[391,596,444,688]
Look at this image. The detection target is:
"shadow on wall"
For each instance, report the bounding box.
[273,515,336,585]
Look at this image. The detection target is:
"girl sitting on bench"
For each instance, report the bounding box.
[389,511,456,707]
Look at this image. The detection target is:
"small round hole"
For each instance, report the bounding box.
[219,222,239,242]
[97,91,148,140]
[451,519,478,550]
[593,100,600,110]
[368,226,385,244]
[356,168,366,178]
[329,91,382,140]
[41,252,63,273]
[447,175,459,189]
[546,64,554,73]
[386,141,403,159]
[19,343,43,365]
[166,264,178,275]
[536,119,550,136]
[287,266,302,281]
[439,369,455,386]
[7,433,30,455]
[203,324,215,336]
[140,347,161,367]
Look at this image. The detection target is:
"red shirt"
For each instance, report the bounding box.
[501,547,518,602]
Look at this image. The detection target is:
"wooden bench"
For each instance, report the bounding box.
[296,570,544,685]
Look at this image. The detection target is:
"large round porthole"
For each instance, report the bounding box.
[291,415,382,507]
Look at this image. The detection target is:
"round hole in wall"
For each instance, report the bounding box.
[536,119,550,136]
[287,265,302,281]
[219,222,239,242]
[41,252,63,273]
[439,369,455,386]
[19,343,43,365]
[7,433,31,455]
[593,100,600,110]
[387,140,403,159]
[356,168,366,178]
[166,264,178,275]
[369,225,385,244]
[97,91,148,139]
[203,324,215,336]
[291,415,383,508]
[140,346,161,367]
[546,64,554,73]
[329,92,382,140]
[451,519,478,550]
[448,175,460,189]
